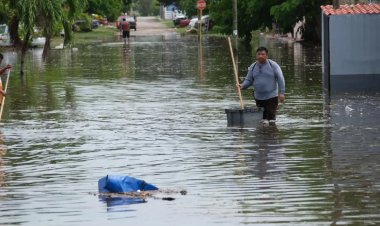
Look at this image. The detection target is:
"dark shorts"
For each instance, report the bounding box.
[122,31,130,38]
[255,96,279,120]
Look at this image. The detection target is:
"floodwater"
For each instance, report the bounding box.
[0,33,379,226]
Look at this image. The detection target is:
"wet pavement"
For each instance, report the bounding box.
[132,16,177,36]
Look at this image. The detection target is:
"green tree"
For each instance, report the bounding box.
[157,0,332,44]
[34,0,62,57]
[136,0,160,16]
[238,0,277,39]
[10,0,62,69]
[206,0,292,40]
[204,0,229,34]
[0,0,84,50]
[271,0,330,43]
[178,0,197,17]
[3,0,23,47]
[0,0,85,74]
[157,0,177,6]
[150,0,160,16]
[86,0,124,21]
[62,0,87,47]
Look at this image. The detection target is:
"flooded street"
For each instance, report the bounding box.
[0,28,379,225]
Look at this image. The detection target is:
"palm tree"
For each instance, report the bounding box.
[2,0,23,47]
[5,0,84,52]
[35,0,62,58]
[18,0,38,71]
[1,0,85,73]
[62,0,86,47]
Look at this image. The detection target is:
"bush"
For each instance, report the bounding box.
[211,25,227,34]
[75,13,92,32]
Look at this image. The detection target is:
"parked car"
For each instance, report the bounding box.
[91,13,108,25]
[92,20,100,29]
[195,15,213,31]
[173,12,187,27]
[116,15,136,31]
[179,18,190,27]
[187,18,198,30]
[30,37,46,48]
[173,14,190,28]
[73,19,92,32]
[99,18,108,25]
[0,24,12,46]
[187,15,213,33]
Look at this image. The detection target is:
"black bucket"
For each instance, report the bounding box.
[225,107,263,127]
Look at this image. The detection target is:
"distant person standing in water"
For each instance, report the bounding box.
[0,53,12,100]
[120,18,130,44]
[238,46,285,125]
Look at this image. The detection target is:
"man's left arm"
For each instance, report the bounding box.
[0,64,12,76]
[273,61,285,102]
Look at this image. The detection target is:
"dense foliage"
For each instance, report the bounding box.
[85,0,125,21]
[136,0,160,16]
[158,0,332,43]
[0,0,335,55]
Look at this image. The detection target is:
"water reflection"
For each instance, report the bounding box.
[233,125,282,180]
[100,195,146,211]
[252,125,281,179]
[0,132,6,188]
[198,43,205,80]
[324,93,380,225]
[122,42,132,74]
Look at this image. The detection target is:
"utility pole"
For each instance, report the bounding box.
[233,0,238,37]
[333,0,340,9]
[232,0,238,75]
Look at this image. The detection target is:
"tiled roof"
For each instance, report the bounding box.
[321,3,380,15]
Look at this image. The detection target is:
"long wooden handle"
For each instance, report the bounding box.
[228,37,244,109]
[0,69,11,122]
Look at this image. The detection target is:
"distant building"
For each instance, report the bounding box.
[0,24,12,46]
[160,3,179,20]
[321,3,380,94]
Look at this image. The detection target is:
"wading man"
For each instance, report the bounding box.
[120,18,130,44]
[238,46,285,125]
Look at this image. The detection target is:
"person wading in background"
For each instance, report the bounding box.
[120,18,130,44]
[238,46,285,126]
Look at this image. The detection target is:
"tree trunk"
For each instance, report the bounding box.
[302,16,322,45]
[9,15,22,48]
[42,35,51,59]
[20,32,31,76]
[333,0,340,9]
[63,20,73,47]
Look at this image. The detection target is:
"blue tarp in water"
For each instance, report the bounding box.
[98,175,158,193]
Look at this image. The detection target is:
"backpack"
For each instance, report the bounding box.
[248,59,275,76]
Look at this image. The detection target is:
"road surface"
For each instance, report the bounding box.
[131,16,177,36]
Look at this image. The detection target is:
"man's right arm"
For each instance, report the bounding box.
[239,64,255,90]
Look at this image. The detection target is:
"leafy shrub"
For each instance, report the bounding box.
[75,13,92,32]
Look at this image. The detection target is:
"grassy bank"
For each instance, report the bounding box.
[73,26,117,44]
[159,18,187,35]
[51,26,117,47]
